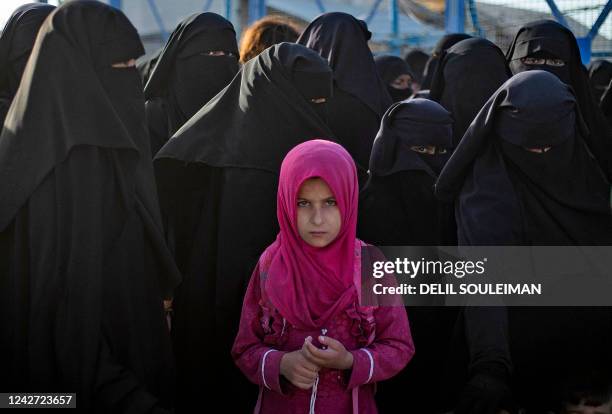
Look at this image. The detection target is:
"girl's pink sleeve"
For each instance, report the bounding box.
[346,306,414,390]
[231,264,286,395]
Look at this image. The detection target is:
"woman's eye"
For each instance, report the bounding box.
[411,146,428,153]
[523,57,546,65]
[297,200,309,207]
[326,199,337,206]
[547,59,565,67]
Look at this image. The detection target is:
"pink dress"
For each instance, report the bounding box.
[232,247,415,414]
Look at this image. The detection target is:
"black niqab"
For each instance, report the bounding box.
[436,70,611,244]
[506,19,612,182]
[154,42,334,412]
[359,97,455,244]
[0,1,181,411]
[144,13,239,155]
[0,3,55,123]
[430,38,510,147]
[421,33,472,89]
[375,54,415,102]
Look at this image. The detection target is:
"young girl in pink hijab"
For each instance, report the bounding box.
[232,139,414,413]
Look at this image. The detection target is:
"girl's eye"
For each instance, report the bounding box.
[438,148,448,154]
[411,146,428,153]
[326,199,337,206]
[297,200,309,207]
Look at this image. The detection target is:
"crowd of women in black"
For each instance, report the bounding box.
[0,1,611,413]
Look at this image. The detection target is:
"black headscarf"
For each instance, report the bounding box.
[154,42,334,412]
[436,70,612,245]
[0,1,180,410]
[588,59,612,102]
[430,38,510,147]
[144,13,239,154]
[421,33,472,90]
[506,19,612,182]
[375,54,415,102]
[0,3,55,123]
[297,12,391,117]
[404,48,429,84]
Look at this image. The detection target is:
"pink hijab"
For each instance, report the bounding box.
[262,139,360,331]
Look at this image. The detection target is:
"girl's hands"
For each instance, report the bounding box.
[302,336,354,370]
[279,350,320,390]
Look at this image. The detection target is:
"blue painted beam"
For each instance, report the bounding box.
[587,0,612,39]
[109,0,122,9]
[445,0,465,33]
[389,0,400,54]
[543,0,569,28]
[225,0,232,19]
[248,0,266,24]
[364,0,384,25]
[576,37,592,65]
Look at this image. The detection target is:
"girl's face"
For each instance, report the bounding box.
[296,178,341,248]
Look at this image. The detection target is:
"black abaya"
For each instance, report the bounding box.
[0,2,180,412]
[436,70,612,413]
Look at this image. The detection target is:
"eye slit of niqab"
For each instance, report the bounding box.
[111,58,137,68]
[311,97,327,104]
[522,146,552,153]
[200,50,235,57]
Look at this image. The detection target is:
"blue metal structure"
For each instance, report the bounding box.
[446,0,612,63]
[248,0,266,23]
[106,0,612,62]
[445,0,465,33]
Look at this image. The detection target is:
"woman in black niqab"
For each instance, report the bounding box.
[421,32,472,90]
[375,54,416,102]
[297,12,392,178]
[506,19,612,182]
[144,13,239,155]
[0,3,55,124]
[154,42,334,412]
[357,98,460,413]
[358,98,454,245]
[436,70,612,413]
[430,37,510,147]
[0,1,181,412]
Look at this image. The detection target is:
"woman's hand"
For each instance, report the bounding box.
[279,350,320,390]
[301,336,354,370]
